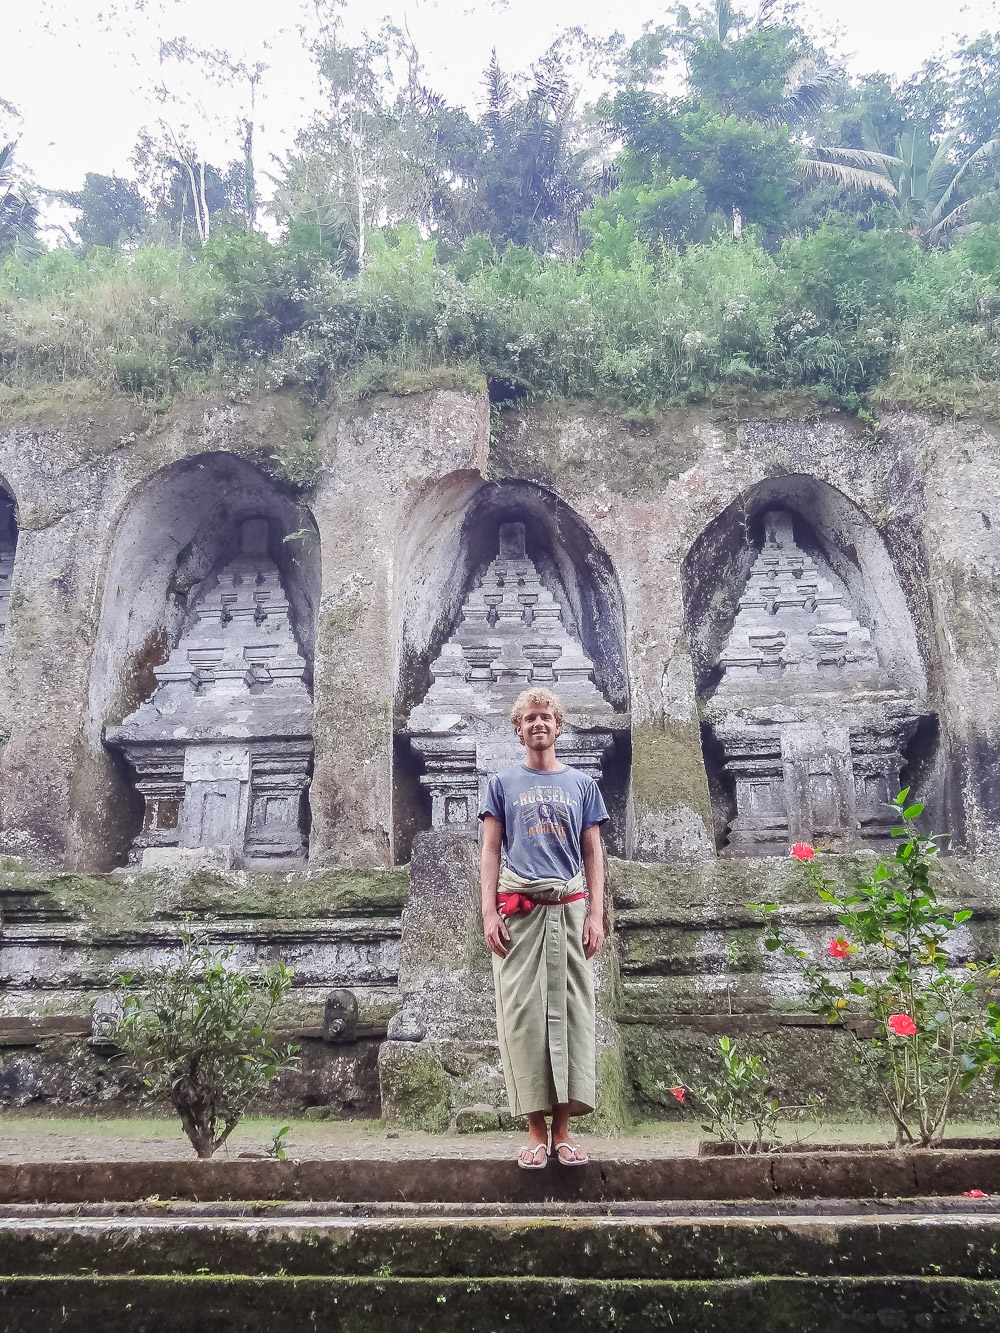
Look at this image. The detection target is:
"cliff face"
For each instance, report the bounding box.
[0,389,998,1121]
[0,390,996,871]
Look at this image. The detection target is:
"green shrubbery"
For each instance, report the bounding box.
[3,214,1000,415]
[111,930,298,1159]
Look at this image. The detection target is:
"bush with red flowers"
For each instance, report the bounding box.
[752,790,1000,1148]
[660,1036,821,1154]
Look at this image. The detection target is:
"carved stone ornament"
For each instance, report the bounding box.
[105,518,313,868]
[703,509,923,853]
[404,522,627,826]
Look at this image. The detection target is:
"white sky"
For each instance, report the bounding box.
[3,0,999,199]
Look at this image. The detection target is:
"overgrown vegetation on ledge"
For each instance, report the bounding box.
[4,2,1000,418]
[5,217,999,419]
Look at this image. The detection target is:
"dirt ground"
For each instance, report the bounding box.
[1,1114,991,1163]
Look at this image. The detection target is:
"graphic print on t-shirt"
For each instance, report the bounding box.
[518,784,577,848]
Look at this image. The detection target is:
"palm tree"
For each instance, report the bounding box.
[801,130,1000,245]
[800,144,903,199]
[893,128,999,244]
[0,142,39,258]
[481,50,605,256]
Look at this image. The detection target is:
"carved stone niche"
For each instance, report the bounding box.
[703,509,922,854]
[404,521,628,825]
[105,518,313,869]
[0,492,18,655]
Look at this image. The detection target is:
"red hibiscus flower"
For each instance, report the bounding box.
[965,1189,988,1199]
[669,1085,686,1104]
[887,1013,918,1037]
[827,938,851,959]
[790,843,815,860]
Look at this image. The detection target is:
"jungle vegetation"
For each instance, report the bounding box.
[3,1,1000,418]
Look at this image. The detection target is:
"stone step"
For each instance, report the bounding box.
[4,1151,1000,1205]
[1,1211,999,1280]
[2,1273,998,1333]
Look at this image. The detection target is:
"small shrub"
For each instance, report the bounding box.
[267,1124,292,1160]
[663,1036,820,1153]
[756,793,1000,1147]
[268,435,322,490]
[111,930,298,1159]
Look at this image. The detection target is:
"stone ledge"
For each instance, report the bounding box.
[3,1274,999,1333]
[4,1150,1000,1204]
[1,1213,1000,1279]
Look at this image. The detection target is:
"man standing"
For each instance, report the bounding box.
[479,686,608,1168]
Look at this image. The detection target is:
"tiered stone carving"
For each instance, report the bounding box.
[106,518,312,868]
[703,510,921,853]
[405,522,626,825]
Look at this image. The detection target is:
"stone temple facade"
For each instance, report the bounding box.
[105,518,313,869]
[1,394,1000,1127]
[702,510,922,854]
[405,522,627,825]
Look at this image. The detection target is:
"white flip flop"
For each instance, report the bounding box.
[552,1140,588,1166]
[517,1142,549,1170]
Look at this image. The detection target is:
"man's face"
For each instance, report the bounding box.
[518,705,560,752]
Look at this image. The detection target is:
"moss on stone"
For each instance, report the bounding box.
[488,401,709,501]
[621,1022,877,1120]
[3,1273,1000,1332]
[378,1042,452,1132]
[629,719,713,831]
[177,868,409,920]
[577,1040,631,1136]
[0,865,408,928]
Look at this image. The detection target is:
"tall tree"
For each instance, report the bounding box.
[60,173,150,248]
[476,46,606,255]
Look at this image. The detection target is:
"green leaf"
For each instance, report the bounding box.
[902,803,924,819]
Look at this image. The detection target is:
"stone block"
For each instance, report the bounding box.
[454,1103,501,1133]
[141,846,237,873]
[377,1041,452,1132]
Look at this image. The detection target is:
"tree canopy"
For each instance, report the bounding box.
[3,2,1000,417]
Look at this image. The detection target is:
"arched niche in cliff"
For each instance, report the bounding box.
[681,474,931,855]
[393,476,631,861]
[81,452,321,871]
[0,486,20,661]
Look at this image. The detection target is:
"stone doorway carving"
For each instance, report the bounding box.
[684,489,930,855]
[405,520,626,823]
[395,482,630,854]
[105,516,313,869]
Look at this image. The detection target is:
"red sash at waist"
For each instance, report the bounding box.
[497,891,586,918]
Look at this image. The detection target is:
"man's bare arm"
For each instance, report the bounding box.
[581,823,606,960]
[480,814,510,958]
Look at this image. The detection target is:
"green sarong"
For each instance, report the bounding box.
[493,865,596,1117]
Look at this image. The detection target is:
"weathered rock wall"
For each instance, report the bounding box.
[0,390,999,1121]
[490,405,1000,861]
[0,392,997,868]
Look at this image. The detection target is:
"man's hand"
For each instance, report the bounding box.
[484,907,511,958]
[583,911,605,960]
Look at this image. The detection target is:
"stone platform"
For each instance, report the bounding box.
[5,1149,1000,1203]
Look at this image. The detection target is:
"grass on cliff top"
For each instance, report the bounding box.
[4,217,1000,426]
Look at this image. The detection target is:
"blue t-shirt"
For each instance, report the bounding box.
[478,763,609,882]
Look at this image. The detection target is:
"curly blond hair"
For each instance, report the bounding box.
[510,687,564,735]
